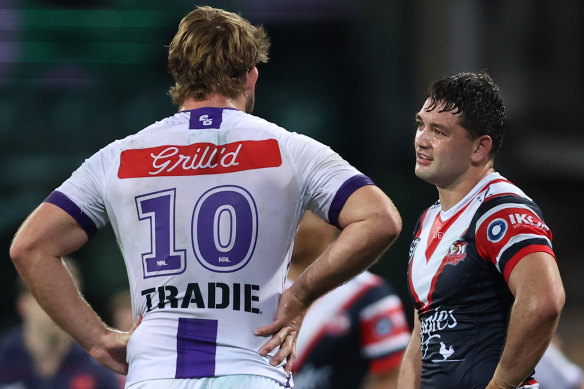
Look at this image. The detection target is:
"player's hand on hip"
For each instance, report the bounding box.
[255,289,308,374]
[89,314,142,375]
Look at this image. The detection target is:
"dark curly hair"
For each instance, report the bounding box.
[426,71,506,156]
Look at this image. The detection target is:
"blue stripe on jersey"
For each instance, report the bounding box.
[497,237,552,272]
[328,174,374,227]
[44,190,98,237]
[175,318,218,378]
[466,194,546,241]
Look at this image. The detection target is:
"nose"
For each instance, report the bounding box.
[415,126,430,148]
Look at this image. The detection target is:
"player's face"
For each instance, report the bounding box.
[414,99,476,189]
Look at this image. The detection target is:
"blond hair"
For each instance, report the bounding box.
[168,6,270,105]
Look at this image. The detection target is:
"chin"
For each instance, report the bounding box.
[414,167,436,184]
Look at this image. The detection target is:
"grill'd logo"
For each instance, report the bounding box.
[118,139,281,178]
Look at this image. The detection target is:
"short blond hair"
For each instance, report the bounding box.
[168,6,270,105]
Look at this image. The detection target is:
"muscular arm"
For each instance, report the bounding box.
[292,185,402,303]
[10,202,139,374]
[397,311,422,389]
[486,252,565,389]
[256,185,402,372]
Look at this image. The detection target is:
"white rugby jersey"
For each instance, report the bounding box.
[46,107,373,386]
[407,172,555,388]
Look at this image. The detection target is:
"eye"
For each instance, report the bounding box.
[432,128,445,136]
[415,121,424,131]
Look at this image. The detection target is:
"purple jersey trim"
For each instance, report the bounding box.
[175,318,218,378]
[187,107,238,130]
[328,174,375,227]
[44,191,98,237]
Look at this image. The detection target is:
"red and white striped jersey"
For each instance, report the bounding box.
[407,172,555,388]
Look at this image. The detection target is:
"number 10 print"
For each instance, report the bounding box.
[135,186,258,278]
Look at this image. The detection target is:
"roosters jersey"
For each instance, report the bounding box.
[292,272,410,389]
[407,173,555,389]
[45,107,372,386]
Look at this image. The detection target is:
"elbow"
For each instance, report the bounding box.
[378,207,403,247]
[547,286,566,320]
[526,288,565,324]
[10,236,28,268]
[542,280,566,321]
[9,234,39,271]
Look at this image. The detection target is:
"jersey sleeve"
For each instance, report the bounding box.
[44,144,117,236]
[474,196,555,282]
[282,132,374,227]
[358,282,410,372]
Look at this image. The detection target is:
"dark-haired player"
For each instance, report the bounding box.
[398,72,564,389]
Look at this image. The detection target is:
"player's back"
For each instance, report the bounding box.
[54,107,363,386]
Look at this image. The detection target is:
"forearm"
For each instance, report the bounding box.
[488,298,562,388]
[10,203,109,354]
[488,254,565,389]
[12,252,109,353]
[290,213,398,305]
[397,336,422,389]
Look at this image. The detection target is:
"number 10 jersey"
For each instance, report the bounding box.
[46,107,372,386]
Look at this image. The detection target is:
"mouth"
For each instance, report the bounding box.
[416,151,432,165]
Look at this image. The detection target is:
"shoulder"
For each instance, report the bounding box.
[412,201,440,236]
[224,110,290,137]
[474,183,548,233]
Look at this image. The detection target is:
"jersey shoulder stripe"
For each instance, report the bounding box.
[45,191,98,236]
[328,174,374,227]
[469,193,554,280]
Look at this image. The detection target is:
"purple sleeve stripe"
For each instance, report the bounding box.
[44,191,98,237]
[328,174,375,227]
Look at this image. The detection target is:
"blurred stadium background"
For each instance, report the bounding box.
[1,0,582,365]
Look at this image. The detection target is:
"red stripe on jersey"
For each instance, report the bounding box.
[415,208,430,239]
[292,278,381,371]
[409,209,430,309]
[475,206,552,265]
[413,178,510,311]
[421,255,450,313]
[360,305,409,347]
[408,257,422,309]
[118,139,282,178]
[423,178,508,262]
[369,352,404,372]
[521,378,538,385]
[502,244,556,282]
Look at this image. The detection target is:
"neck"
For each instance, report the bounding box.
[179,93,245,112]
[437,165,495,211]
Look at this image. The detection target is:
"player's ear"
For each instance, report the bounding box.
[245,67,259,93]
[471,135,492,164]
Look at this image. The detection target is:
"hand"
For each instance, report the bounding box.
[88,315,142,375]
[254,289,308,374]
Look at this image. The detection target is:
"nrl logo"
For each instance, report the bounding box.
[444,239,467,265]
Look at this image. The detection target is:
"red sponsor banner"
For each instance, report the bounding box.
[118,139,282,178]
